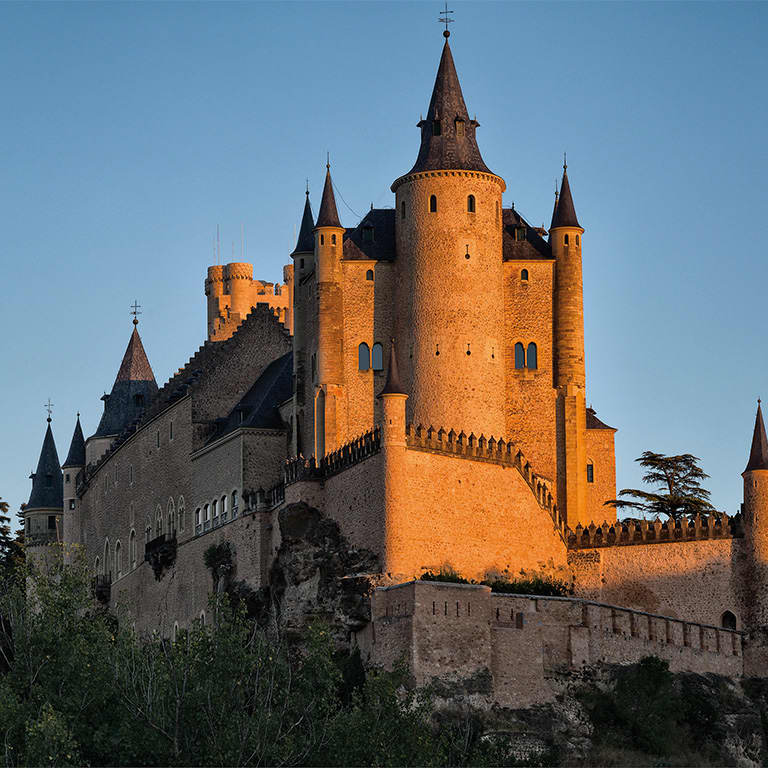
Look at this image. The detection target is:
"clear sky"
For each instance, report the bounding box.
[2,1,767,523]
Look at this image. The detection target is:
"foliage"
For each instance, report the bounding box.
[0,555,522,767]
[420,569,571,596]
[604,451,716,521]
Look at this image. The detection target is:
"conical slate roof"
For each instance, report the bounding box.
[745,401,768,472]
[315,167,341,228]
[27,420,63,509]
[549,187,560,232]
[551,168,580,229]
[292,191,315,255]
[407,40,492,175]
[63,414,85,468]
[93,324,158,439]
[378,340,406,397]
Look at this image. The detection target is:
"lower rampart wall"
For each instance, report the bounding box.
[368,581,745,709]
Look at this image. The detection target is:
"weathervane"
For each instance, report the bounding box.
[44,398,54,423]
[130,300,142,326]
[438,2,454,37]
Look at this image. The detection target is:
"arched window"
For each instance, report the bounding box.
[178,497,185,532]
[586,461,594,484]
[467,195,476,213]
[221,494,228,522]
[429,195,437,213]
[365,269,374,281]
[514,343,525,369]
[200,611,206,626]
[212,499,218,526]
[130,529,136,569]
[104,539,110,578]
[526,342,538,370]
[194,508,201,534]
[331,234,336,245]
[167,498,174,536]
[358,343,371,371]
[371,343,384,371]
[115,541,122,579]
[401,201,406,219]
[521,269,529,281]
[203,504,210,531]
[145,517,152,543]
[315,389,326,458]
[95,556,100,574]
[156,505,163,536]
[173,622,179,642]
[575,234,580,246]
[722,611,737,630]
[564,234,569,245]
[232,490,238,515]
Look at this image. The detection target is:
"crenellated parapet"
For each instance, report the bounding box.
[567,513,743,550]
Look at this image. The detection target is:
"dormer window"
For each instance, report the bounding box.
[515,227,526,241]
[432,120,441,136]
[362,225,374,242]
[133,394,144,408]
[331,234,336,245]
[455,119,465,137]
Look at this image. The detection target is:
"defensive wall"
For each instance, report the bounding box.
[364,580,745,709]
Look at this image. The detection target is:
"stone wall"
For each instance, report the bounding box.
[585,425,616,524]
[367,581,745,710]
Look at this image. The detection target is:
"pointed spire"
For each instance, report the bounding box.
[315,164,342,228]
[63,413,86,468]
[378,339,406,397]
[746,400,768,472]
[549,181,560,232]
[291,189,315,255]
[551,162,580,229]
[406,40,492,175]
[93,323,158,439]
[27,420,63,509]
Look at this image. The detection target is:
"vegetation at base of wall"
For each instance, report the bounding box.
[419,568,572,596]
[0,557,533,767]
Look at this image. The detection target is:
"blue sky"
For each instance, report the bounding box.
[2,1,767,521]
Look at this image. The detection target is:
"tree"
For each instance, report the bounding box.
[0,497,14,580]
[605,451,715,521]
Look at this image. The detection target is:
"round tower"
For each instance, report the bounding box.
[392,36,506,438]
[205,265,225,339]
[224,262,255,322]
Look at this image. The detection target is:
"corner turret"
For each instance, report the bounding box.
[313,165,346,457]
[62,413,85,557]
[24,415,63,549]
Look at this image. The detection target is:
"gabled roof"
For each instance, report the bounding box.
[745,401,768,472]
[93,325,158,439]
[27,421,63,510]
[342,209,396,262]
[551,168,580,229]
[586,407,616,431]
[63,414,85,468]
[502,208,552,261]
[406,40,493,176]
[315,167,342,228]
[209,352,293,442]
[291,192,315,255]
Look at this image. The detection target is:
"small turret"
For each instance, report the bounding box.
[25,414,63,548]
[312,164,346,457]
[378,340,408,446]
[291,188,315,278]
[62,413,85,557]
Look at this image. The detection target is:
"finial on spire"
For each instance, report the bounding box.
[306,178,310,196]
[563,151,567,171]
[326,152,330,171]
[44,398,53,423]
[439,2,454,37]
[130,300,142,326]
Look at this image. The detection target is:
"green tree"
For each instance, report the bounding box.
[604,451,715,521]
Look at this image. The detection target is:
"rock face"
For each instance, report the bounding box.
[269,503,380,643]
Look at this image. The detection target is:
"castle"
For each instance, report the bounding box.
[22,30,767,704]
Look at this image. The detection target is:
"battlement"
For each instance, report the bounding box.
[567,513,743,550]
[404,423,567,540]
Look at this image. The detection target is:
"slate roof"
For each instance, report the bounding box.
[93,326,158,439]
[586,407,616,431]
[502,208,552,261]
[551,169,580,229]
[745,401,768,472]
[63,414,86,468]
[27,421,63,509]
[378,341,405,397]
[291,192,315,255]
[316,167,342,228]
[406,40,493,176]
[208,352,293,443]
[342,209,396,262]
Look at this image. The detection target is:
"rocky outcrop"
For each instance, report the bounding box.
[269,503,380,643]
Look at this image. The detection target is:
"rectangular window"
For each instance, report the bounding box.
[48,515,56,530]
[129,465,134,484]
[65,473,70,483]
[156,431,160,448]
[69,499,75,510]
[587,463,594,483]
[169,421,173,441]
